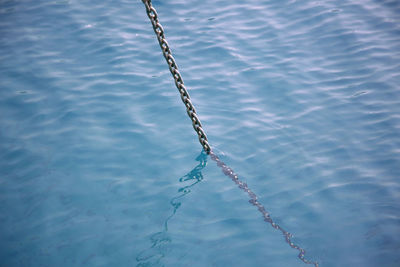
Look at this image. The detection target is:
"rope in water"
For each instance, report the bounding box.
[141,0,318,266]
[142,0,211,153]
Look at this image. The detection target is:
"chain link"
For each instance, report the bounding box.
[209,151,319,267]
[142,2,318,265]
[142,0,211,153]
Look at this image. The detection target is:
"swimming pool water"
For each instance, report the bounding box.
[1,0,400,266]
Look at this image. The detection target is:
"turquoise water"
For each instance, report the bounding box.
[1,0,400,266]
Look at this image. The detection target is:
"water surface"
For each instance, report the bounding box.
[1,0,400,266]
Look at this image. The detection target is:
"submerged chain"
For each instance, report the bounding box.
[210,151,319,267]
[142,0,211,153]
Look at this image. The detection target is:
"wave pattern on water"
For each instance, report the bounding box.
[0,0,400,266]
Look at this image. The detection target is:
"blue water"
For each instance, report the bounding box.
[1,0,400,266]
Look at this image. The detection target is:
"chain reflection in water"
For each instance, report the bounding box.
[136,151,208,267]
[210,151,319,267]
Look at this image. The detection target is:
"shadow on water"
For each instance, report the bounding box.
[135,150,208,267]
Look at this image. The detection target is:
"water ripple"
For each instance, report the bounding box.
[0,0,399,266]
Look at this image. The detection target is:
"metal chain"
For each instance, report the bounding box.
[141,2,318,266]
[141,0,211,153]
[209,151,319,267]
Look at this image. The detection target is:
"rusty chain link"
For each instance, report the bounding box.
[142,0,211,153]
